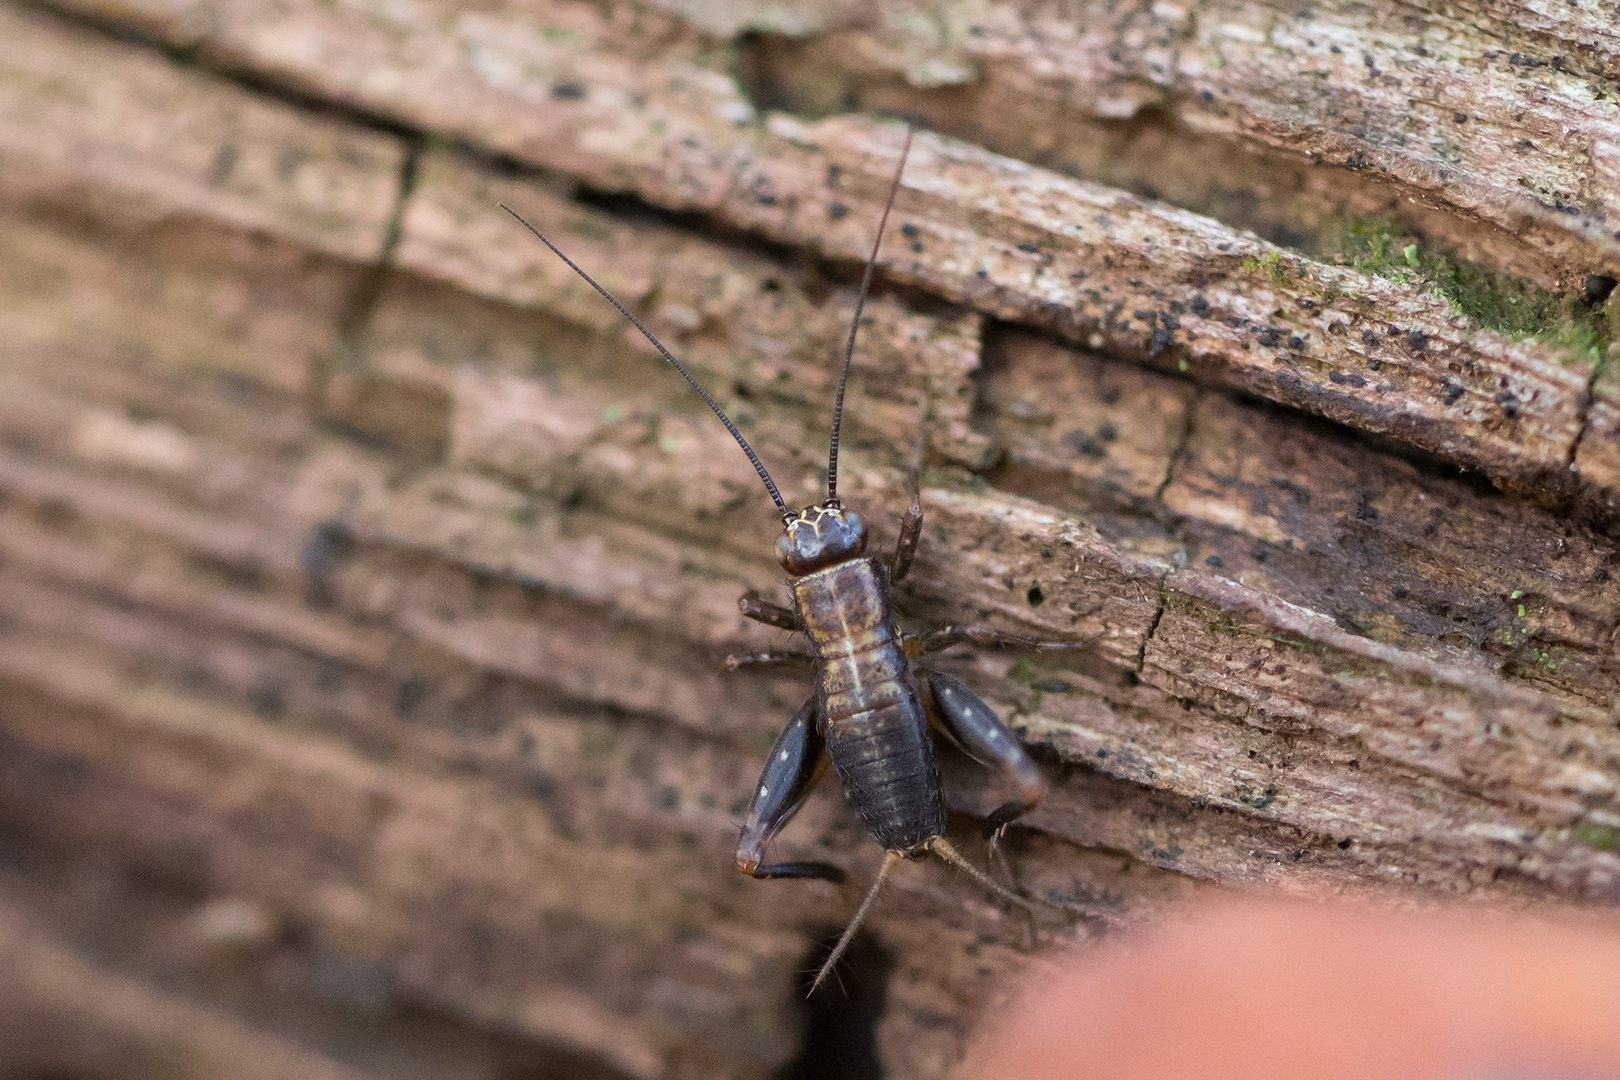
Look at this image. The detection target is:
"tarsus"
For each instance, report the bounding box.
[500,204,789,515]
[826,126,914,506]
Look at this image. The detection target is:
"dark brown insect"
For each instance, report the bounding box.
[503,127,1071,991]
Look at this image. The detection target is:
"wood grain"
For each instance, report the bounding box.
[1,1,1617,1077]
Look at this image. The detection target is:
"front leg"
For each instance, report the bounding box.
[736,698,845,883]
[739,590,802,632]
[891,492,923,583]
[921,672,1045,840]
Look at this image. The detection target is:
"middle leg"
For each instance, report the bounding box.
[730,591,813,669]
[724,648,815,670]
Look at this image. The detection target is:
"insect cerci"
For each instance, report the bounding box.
[504,126,1073,991]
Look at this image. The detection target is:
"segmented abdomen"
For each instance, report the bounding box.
[795,558,947,852]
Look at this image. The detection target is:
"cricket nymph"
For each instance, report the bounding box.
[505,124,1074,994]
[784,505,945,854]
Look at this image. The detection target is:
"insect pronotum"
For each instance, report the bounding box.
[503,126,1074,992]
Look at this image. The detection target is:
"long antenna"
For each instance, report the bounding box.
[825,125,914,506]
[500,204,789,516]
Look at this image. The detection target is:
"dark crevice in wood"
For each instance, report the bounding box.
[1134,575,1169,677]
[1154,389,1197,504]
[18,0,424,144]
[777,928,890,1080]
[335,138,421,338]
[1566,360,1605,473]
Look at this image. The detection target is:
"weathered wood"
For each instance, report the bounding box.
[1,1,1618,1077]
[0,3,404,262]
[25,0,1613,501]
[0,897,377,1080]
[696,0,1620,281]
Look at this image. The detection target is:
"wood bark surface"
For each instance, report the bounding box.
[0,1,1617,1077]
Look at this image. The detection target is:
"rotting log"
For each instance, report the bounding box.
[0,1,1617,1078]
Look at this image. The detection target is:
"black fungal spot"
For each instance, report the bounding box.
[209,143,238,187]
[551,82,587,99]
[828,202,849,219]
[302,520,354,610]
[1026,584,1046,607]
[248,679,287,719]
[395,675,431,720]
[1017,242,1040,253]
[1066,431,1108,459]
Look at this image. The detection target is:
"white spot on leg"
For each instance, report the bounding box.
[779,750,789,761]
[759,785,770,799]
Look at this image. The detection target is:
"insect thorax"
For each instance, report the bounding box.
[793,558,891,657]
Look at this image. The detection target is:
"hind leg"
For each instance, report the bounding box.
[921,672,1045,846]
[736,698,844,884]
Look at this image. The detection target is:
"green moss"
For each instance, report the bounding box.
[1334,217,1615,365]
[1572,822,1619,852]
[1007,658,1039,686]
[1242,251,1289,286]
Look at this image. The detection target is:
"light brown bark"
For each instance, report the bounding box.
[1,1,1617,1078]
